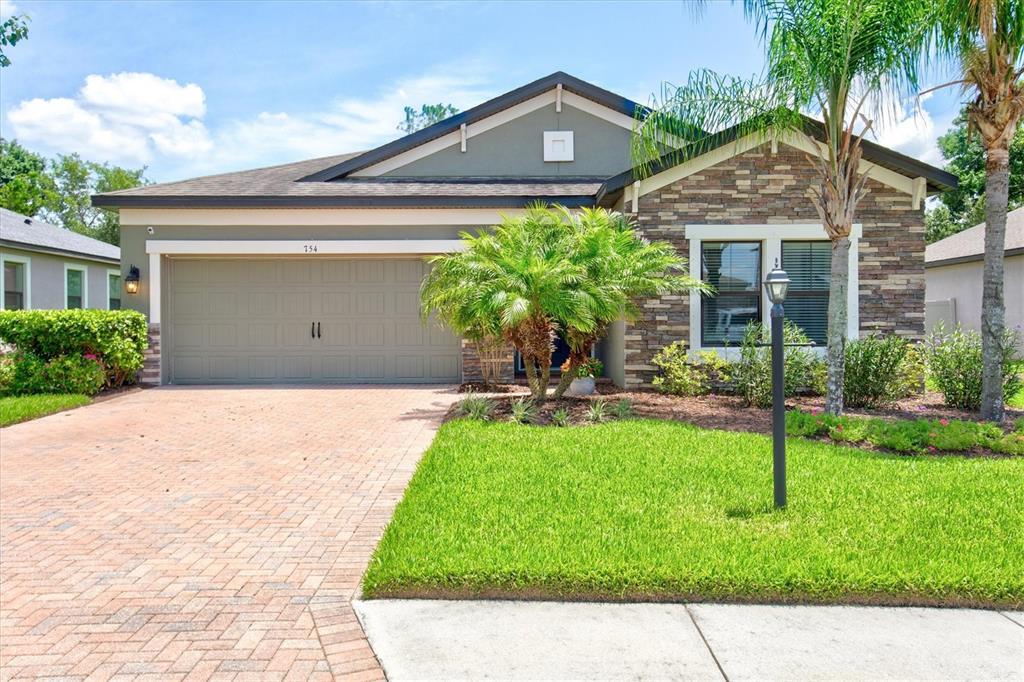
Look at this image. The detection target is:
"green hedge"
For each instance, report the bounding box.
[0,310,148,393]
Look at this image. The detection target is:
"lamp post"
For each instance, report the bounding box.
[764,262,790,509]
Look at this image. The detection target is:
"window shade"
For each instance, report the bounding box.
[781,241,831,344]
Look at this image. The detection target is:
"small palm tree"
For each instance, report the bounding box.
[927,0,1024,421]
[551,207,704,399]
[422,206,700,403]
[632,0,928,416]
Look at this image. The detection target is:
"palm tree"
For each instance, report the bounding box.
[421,206,699,403]
[928,0,1024,421]
[550,207,704,400]
[632,0,928,416]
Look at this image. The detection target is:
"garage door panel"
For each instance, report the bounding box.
[168,258,459,384]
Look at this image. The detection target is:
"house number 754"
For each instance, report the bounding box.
[303,244,318,253]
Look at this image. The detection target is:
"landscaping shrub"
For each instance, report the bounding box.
[786,409,1024,455]
[508,397,537,424]
[923,324,1022,411]
[6,351,105,396]
[651,343,731,397]
[843,335,920,408]
[0,310,148,390]
[733,321,817,408]
[456,393,494,421]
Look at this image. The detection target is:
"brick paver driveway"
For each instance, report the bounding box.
[0,386,460,681]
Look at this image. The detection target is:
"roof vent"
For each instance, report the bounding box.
[543,131,574,162]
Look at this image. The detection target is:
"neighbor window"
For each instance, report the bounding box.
[701,241,761,346]
[4,260,27,310]
[66,267,85,309]
[108,272,121,310]
[781,240,832,344]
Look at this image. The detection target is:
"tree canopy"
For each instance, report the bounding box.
[397,103,459,135]
[0,13,28,67]
[0,139,148,245]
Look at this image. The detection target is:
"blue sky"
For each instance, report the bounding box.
[0,0,964,183]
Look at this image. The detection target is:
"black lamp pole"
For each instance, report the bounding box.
[764,263,790,509]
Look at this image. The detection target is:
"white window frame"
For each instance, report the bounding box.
[106,268,122,310]
[0,253,32,310]
[686,224,861,359]
[64,263,88,310]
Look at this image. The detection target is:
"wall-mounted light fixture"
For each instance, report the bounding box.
[125,265,140,294]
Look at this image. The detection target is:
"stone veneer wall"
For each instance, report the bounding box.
[140,323,161,385]
[624,142,926,389]
[460,339,516,384]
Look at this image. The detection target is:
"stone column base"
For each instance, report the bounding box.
[140,323,161,385]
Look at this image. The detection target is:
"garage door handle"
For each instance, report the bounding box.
[317,322,321,339]
[311,321,315,339]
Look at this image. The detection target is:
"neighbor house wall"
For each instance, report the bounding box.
[621,142,926,388]
[926,254,1024,351]
[0,245,118,310]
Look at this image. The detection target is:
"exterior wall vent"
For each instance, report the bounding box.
[543,131,574,162]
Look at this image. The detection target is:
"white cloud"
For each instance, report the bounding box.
[871,92,949,166]
[6,69,494,179]
[0,0,18,20]
[7,72,212,167]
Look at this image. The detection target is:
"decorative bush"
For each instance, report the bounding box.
[0,310,148,390]
[923,325,1022,411]
[733,321,817,408]
[843,335,921,408]
[786,409,1023,456]
[574,357,603,379]
[6,351,105,396]
[651,343,731,397]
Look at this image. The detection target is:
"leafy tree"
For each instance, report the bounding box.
[397,103,459,135]
[929,0,1024,421]
[42,154,148,246]
[925,204,961,244]
[633,0,929,416]
[421,206,699,403]
[0,138,51,215]
[0,12,28,67]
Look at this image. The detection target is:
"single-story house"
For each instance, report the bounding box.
[92,71,956,387]
[1,207,122,311]
[925,206,1024,350]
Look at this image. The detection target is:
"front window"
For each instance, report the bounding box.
[108,273,121,310]
[4,261,26,310]
[781,241,831,344]
[66,268,85,309]
[701,241,761,346]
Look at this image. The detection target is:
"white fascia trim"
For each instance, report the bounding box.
[150,253,161,325]
[0,253,31,310]
[120,207,526,227]
[63,262,88,309]
[145,239,465,256]
[106,268,120,310]
[686,223,860,359]
[636,131,916,199]
[352,89,639,177]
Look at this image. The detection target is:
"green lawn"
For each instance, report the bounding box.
[363,419,1024,608]
[0,394,90,427]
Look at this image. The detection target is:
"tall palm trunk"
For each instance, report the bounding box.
[824,236,851,415]
[980,143,1009,421]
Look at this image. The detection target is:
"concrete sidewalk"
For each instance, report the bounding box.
[355,600,1024,681]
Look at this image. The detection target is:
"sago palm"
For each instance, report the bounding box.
[927,0,1024,421]
[632,0,929,415]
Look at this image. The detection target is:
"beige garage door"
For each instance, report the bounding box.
[166,258,460,384]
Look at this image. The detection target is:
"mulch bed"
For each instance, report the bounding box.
[452,383,1023,438]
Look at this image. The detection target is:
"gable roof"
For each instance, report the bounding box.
[296,71,647,183]
[597,116,958,202]
[0,208,120,263]
[926,206,1024,266]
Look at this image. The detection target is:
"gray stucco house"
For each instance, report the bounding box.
[1,208,121,312]
[93,72,956,387]
[926,206,1023,351]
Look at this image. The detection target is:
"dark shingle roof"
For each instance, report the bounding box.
[0,208,120,263]
[926,206,1024,266]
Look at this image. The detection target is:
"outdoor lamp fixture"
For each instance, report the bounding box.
[125,265,140,294]
[764,262,790,508]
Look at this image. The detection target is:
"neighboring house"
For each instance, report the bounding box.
[925,207,1024,351]
[1,208,122,312]
[92,72,956,387]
